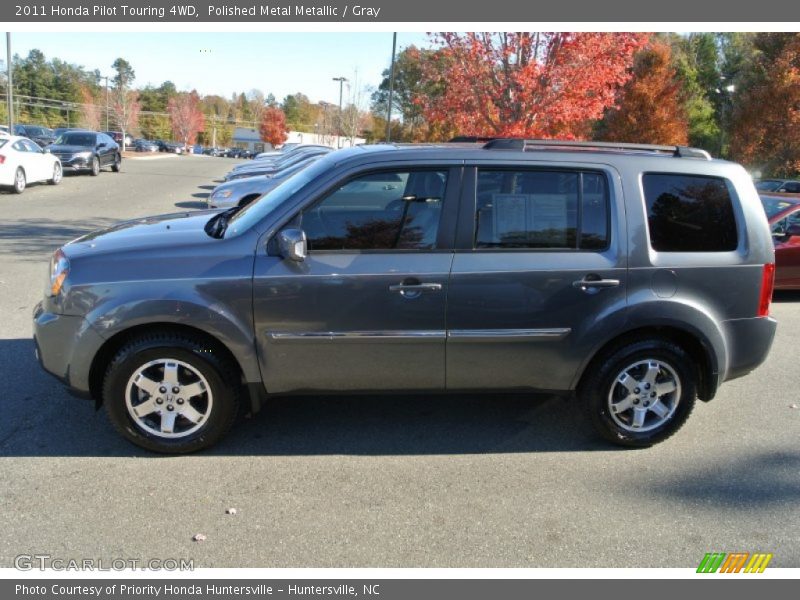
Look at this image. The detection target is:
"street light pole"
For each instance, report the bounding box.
[6,33,14,132]
[386,32,397,142]
[332,76,347,148]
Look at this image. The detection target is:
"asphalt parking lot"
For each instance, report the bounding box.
[0,154,798,568]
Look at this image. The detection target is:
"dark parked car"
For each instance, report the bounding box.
[755,179,800,193]
[157,140,184,154]
[34,139,776,453]
[133,139,159,152]
[48,130,121,175]
[15,124,56,147]
[761,194,800,289]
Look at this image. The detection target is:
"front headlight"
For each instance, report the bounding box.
[49,249,70,296]
[74,151,92,159]
[212,189,233,200]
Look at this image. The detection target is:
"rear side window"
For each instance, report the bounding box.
[642,173,738,252]
[475,169,609,250]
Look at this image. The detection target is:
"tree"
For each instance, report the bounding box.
[418,32,649,139]
[110,58,138,149]
[259,106,288,147]
[167,90,205,146]
[730,33,800,176]
[78,85,103,130]
[599,40,688,145]
[282,93,317,131]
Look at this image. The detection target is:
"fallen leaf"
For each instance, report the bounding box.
[226,508,237,515]
[193,533,207,542]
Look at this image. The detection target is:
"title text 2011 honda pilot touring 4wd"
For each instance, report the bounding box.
[33,139,777,453]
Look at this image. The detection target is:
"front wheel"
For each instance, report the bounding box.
[580,339,696,447]
[103,333,240,453]
[12,167,26,194]
[49,162,62,185]
[111,154,121,172]
[89,156,100,176]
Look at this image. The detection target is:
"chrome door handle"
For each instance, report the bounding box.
[388,283,443,294]
[572,276,620,291]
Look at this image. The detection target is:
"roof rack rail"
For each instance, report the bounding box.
[482,138,712,160]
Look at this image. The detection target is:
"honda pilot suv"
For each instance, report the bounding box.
[33,139,777,453]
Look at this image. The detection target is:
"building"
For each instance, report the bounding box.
[232,127,366,152]
[231,127,272,154]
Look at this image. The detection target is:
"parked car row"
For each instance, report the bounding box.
[0,129,121,194]
[760,193,800,289]
[208,144,332,209]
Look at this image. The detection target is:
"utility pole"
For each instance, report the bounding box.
[386,32,397,142]
[332,76,347,149]
[103,76,110,130]
[6,33,13,132]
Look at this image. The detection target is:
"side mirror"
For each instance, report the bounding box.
[97,142,107,149]
[277,228,308,262]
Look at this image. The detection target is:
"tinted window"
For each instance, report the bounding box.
[643,173,738,252]
[475,169,608,250]
[755,180,782,192]
[301,170,447,251]
[58,133,97,146]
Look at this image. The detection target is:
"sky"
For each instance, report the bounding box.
[9,32,432,105]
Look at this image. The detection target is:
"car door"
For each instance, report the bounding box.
[252,166,461,394]
[11,140,39,181]
[445,164,627,392]
[21,139,48,181]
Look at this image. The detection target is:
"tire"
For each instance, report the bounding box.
[111,153,121,172]
[103,333,240,454]
[89,156,100,176]
[49,162,62,185]
[580,339,696,448]
[12,167,26,194]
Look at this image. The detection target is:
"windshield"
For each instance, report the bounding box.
[224,158,332,237]
[24,126,46,136]
[761,196,797,219]
[755,180,783,192]
[56,132,96,146]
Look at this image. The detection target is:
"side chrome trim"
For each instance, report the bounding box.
[268,330,446,343]
[447,328,571,342]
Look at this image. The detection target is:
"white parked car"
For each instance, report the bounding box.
[0,134,62,193]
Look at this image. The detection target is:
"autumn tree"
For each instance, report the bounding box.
[110,58,139,149]
[600,40,688,145]
[168,90,205,147]
[78,85,103,130]
[730,33,800,176]
[418,32,649,139]
[259,106,288,147]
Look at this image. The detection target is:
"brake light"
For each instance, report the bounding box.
[757,263,776,317]
[0,155,6,164]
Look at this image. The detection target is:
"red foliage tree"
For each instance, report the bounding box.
[730,33,800,176]
[418,32,649,139]
[167,91,205,146]
[600,40,688,145]
[259,106,289,147]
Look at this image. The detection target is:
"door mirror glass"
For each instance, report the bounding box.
[278,228,307,261]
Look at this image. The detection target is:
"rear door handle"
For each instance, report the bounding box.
[388,283,443,294]
[572,275,620,292]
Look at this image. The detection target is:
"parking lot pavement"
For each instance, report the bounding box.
[0,155,798,568]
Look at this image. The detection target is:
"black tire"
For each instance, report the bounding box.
[12,167,26,194]
[103,333,240,454]
[89,156,100,176]
[111,154,121,172]
[49,162,62,185]
[579,339,696,447]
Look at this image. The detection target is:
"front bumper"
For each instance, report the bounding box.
[57,155,93,170]
[33,302,106,397]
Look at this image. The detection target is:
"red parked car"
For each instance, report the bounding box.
[761,193,800,289]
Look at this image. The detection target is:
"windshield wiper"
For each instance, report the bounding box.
[205,206,242,239]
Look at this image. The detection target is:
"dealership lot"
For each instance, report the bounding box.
[0,154,798,567]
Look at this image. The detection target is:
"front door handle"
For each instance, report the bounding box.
[572,275,620,292]
[389,281,443,298]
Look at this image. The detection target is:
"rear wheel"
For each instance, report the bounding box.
[111,153,121,172]
[580,339,696,447]
[12,168,26,194]
[49,162,62,185]
[103,333,240,453]
[89,156,100,176]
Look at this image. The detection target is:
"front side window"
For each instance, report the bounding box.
[642,173,738,252]
[300,170,448,251]
[474,169,609,250]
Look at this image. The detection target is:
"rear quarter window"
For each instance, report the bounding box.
[642,173,738,252]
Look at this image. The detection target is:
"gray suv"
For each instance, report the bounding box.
[33,139,777,453]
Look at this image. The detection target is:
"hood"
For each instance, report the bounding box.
[212,176,270,195]
[64,210,224,258]
[49,144,94,154]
